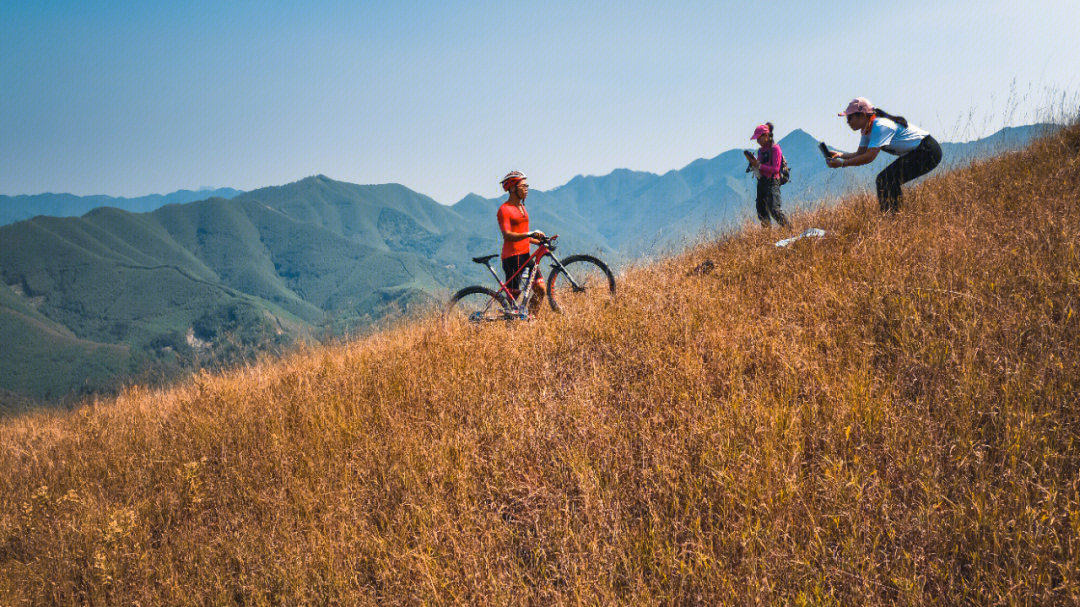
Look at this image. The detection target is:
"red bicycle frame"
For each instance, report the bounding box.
[487,236,556,304]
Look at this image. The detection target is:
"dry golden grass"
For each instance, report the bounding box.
[3,125,1080,605]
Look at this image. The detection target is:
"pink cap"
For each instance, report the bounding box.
[751,124,771,140]
[838,97,874,116]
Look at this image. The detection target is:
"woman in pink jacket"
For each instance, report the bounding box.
[746,122,788,228]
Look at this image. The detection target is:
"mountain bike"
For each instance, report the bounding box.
[447,235,615,322]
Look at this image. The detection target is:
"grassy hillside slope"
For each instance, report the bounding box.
[1,125,1078,604]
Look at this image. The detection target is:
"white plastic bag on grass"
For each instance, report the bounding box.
[775,228,826,248]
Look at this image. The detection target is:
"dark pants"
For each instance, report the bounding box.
[756,177,788,227]
[502,254,535,294]
[876,135,942,213]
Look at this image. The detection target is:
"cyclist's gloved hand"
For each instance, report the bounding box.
[530,230,547,241]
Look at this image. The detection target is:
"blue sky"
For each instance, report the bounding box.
[2,1,1078,203]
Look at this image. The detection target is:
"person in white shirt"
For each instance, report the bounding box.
[827,97,942,213]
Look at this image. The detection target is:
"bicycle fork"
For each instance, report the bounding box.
[547,255,585,292]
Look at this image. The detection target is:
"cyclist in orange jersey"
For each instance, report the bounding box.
[497,171,546,315]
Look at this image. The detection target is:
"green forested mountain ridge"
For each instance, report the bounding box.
[0,187,242,227]
[0,125,1049,408]
[0,191,462,408]
[0,280,132,403]
[236,176,499,271]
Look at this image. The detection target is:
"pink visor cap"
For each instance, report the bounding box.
[751,124,771,140]
[838,97,874,116]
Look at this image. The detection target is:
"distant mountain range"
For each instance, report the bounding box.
[0,124,1052,408]
[0,187,243,227]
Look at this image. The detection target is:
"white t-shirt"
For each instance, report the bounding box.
[859,116,930,156]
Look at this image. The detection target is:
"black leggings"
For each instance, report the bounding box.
[875,135,942,213]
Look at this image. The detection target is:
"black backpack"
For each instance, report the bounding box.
[778,154,790,186]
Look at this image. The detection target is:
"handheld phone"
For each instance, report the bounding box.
[818,142,831,159]
[743,149,756,173]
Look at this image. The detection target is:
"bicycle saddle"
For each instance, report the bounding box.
[471,254,499,264]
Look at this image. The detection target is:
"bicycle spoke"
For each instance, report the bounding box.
[547,255,616,313]
[447,286,511,322]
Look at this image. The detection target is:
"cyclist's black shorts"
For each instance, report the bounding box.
[502,254,536,292]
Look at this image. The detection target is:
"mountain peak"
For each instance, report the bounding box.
[778,128,818,147]
[289,174,334,185]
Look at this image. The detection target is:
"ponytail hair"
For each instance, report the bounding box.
[766,122,775,139]
[873,108,908,128]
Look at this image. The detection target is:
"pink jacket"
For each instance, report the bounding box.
[756,143,783,180]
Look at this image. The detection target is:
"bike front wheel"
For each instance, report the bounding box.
[547,255,616,313]
[447,286,513,323]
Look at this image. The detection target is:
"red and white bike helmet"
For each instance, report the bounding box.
[500,170,527,192]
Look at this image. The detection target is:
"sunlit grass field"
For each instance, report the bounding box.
[2,125,1079,605]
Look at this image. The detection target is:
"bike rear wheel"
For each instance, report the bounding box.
[447,286,513,322]
[547,255,616,313]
